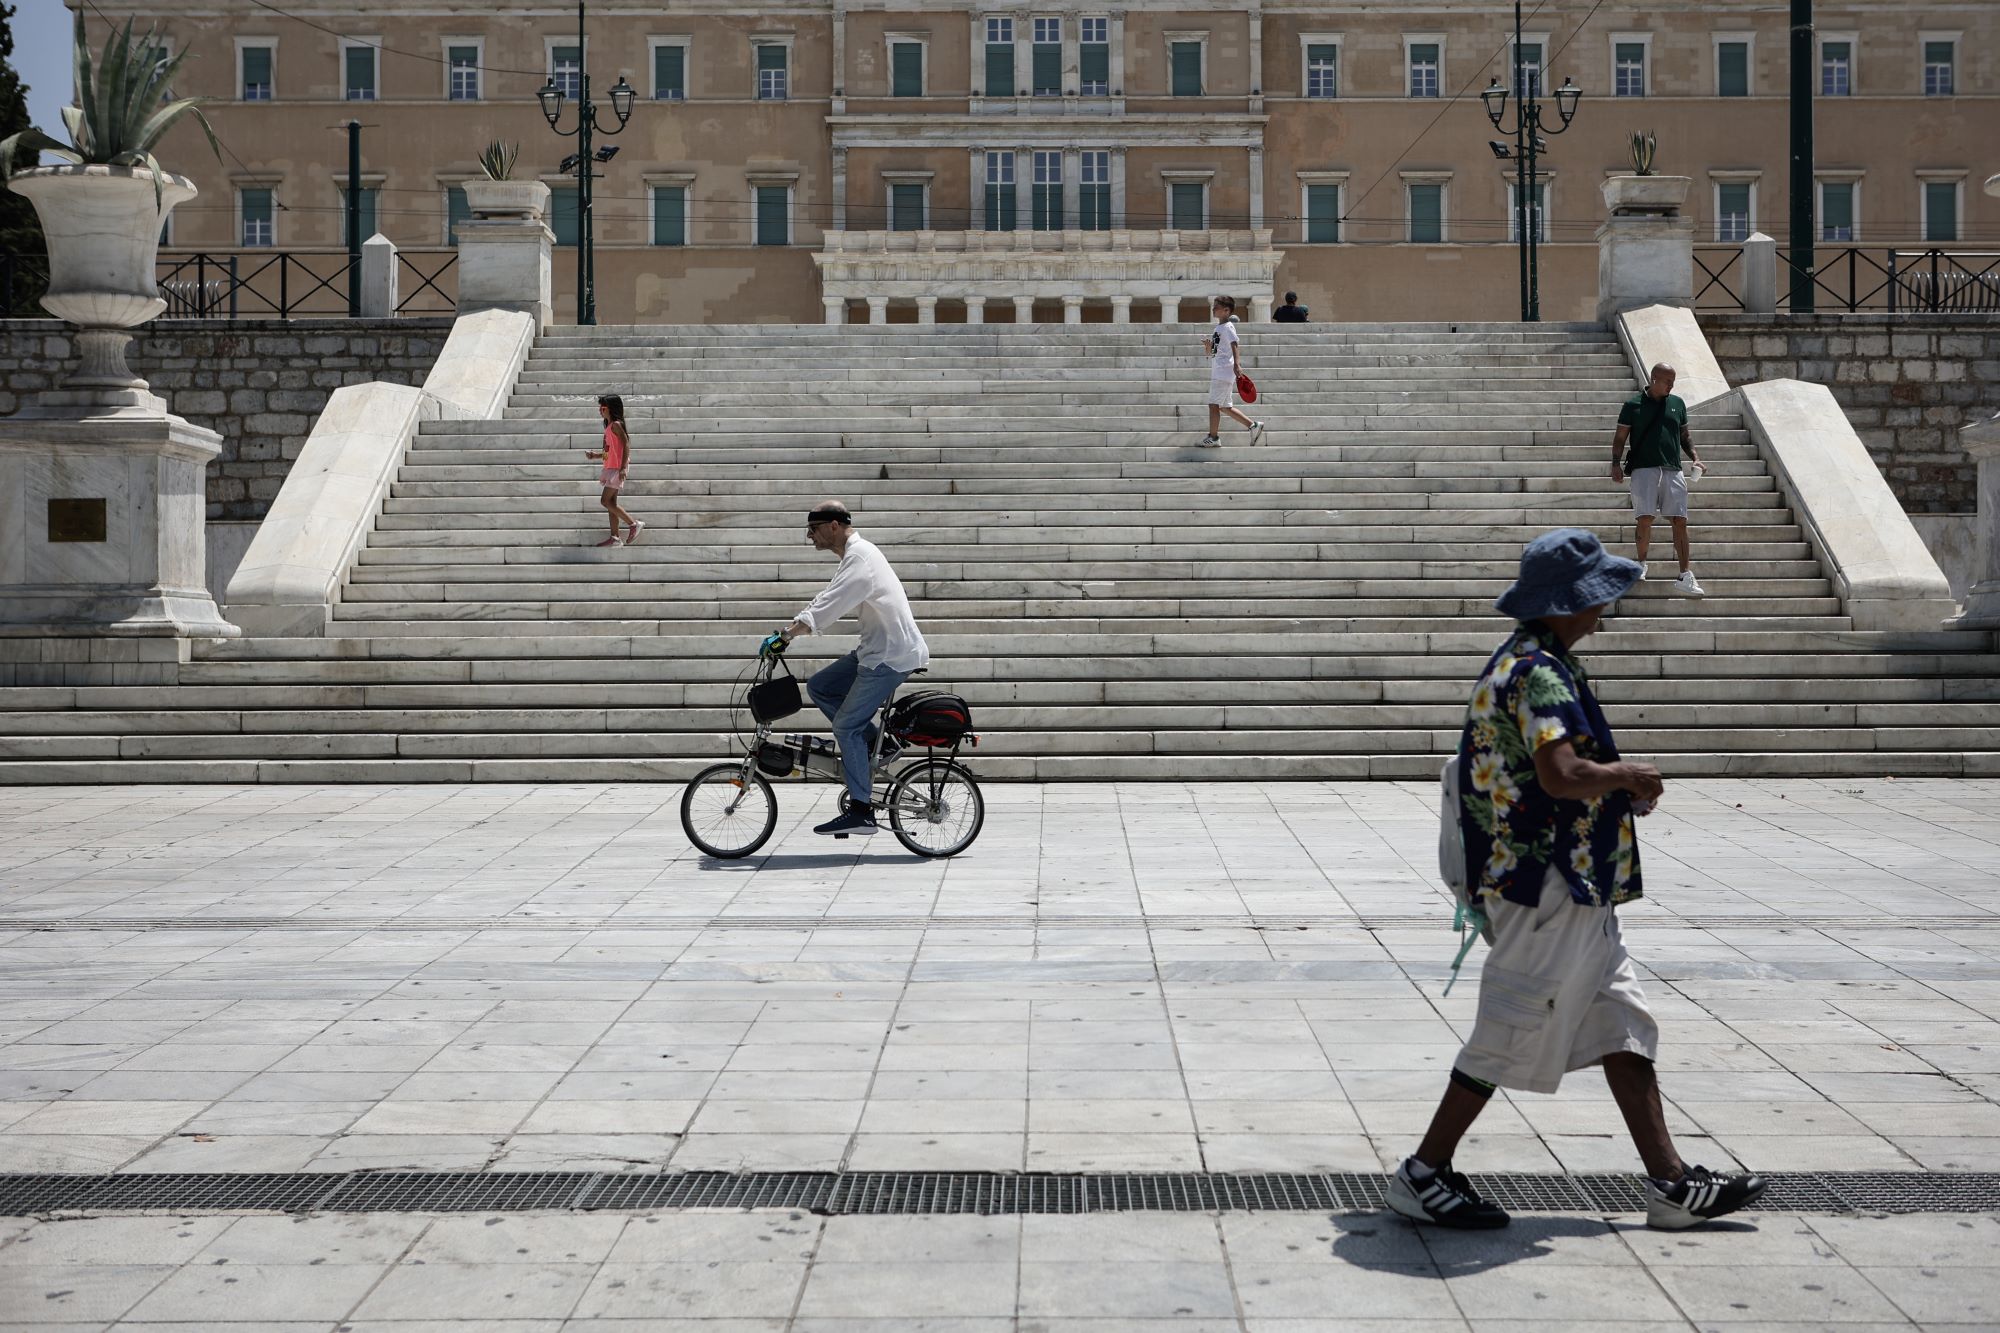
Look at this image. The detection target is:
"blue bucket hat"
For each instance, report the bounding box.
[1493,528,1643,621]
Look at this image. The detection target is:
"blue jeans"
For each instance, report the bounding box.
[807,651,911,805]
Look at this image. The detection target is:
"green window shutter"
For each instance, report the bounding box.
[986,186,1015,232]
[1171,42,1201,96]
[757,186,788,245]
[1409,184,1442,242]
[653,186,686,245]
[1821,183,1853,236]
[241,188,274,245]
[757,44,785,72]
[1306,184,1339,243]
[1925,181,1957,242]
[1170,182,1203,230]
[446,187,470,245]
[551,188,579,247]
[892,42,922,96]
[655,44,684,98]
[1033,43,1060,95]
[1033,184,1062,231]
[242,46,271,97]
[1080,43,1108,90]
[890,183,924,230]
[1717,42,1748,96]
[1080,184,1110,230]
[985,43,1014,97]
[344,46,374,97]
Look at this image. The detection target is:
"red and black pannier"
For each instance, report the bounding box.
[887,690,975,748]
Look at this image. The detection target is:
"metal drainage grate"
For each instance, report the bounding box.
[3,1171,1999,1217]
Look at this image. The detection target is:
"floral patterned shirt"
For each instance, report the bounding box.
[1457,622,1642,908]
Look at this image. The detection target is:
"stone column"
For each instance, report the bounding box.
[964,295,987,323]
[916,295,939,324]
[1948,412,2000,630]
[831,147,848,232]
[1250,293,1273,322]
[970,148,987,231]
[1110,294,1133,323]
[1595,175,1696,322]
[823,295,846,325]
[1062,294,1084,323]
[1012,295,1036,323]
[1247,147,1265,230]
[866,295,889,324]
[1742,232,1778,315]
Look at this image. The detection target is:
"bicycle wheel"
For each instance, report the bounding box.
[680,762,778,859]
[885,758,985,858]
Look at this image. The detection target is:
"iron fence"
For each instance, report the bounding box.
[1695,245,2000,313]
[0,249,457,321]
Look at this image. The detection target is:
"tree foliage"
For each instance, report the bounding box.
[0,1,48,316]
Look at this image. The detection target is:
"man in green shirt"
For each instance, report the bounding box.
[1612,363,1707,598]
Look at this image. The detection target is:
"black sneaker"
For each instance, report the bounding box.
[1645,1164,1767,1230]
[814,807,878,837]
[1385,1157,1510,1229]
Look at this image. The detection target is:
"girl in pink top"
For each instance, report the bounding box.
[586,393,643,547]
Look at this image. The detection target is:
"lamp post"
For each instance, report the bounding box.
[537,0,634,326]
[1482,1,1581,322]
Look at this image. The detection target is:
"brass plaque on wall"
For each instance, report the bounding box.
[48,498,108,543]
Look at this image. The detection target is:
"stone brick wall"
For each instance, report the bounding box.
[1701,314,2000,513]
[0,318,451,520]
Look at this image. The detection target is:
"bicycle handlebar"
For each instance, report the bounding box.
[758,632,789,661]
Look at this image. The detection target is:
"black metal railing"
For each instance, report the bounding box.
[1696,245,2000,313]
[394,250,458,315]
[0,250,460,320]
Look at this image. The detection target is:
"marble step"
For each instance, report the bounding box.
[343,565,1831,588]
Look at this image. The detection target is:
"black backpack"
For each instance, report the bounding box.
[887,691,975,747]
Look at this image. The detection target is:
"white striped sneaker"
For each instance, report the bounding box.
[1386,1157,1510,1229]
[1645,1165,1767,1230]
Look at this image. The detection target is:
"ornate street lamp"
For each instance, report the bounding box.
[538,1,634,325]
[1483,0,1581,322]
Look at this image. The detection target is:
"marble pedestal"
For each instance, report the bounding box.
[1596,213,1695,322]
[1947,413,2000,630]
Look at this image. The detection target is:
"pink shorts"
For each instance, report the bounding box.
[599,467,625,491]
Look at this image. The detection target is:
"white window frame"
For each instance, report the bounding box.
[1403,34,1444,99]
[1710,171,1759,242]
[339,37,380,101]
[648,36,690,101]
[1610,32,1651,98]
[1031,10,1063,96]
[1818,32,1856,98]
[1160,169,1214,230]
[884,32,928,97]
[752,35,794,101]
[1921,31,1959,97]
[1079,15,1110,96]
[1296,170,1348,244]
[441,36,482,101]
[748,173,799,246]
[1711,32,1754,97]
[544,36,586,101]
[235,183,278,248]
[234,37,277,102]
[1816,173,1862,243]
[882,170,933,231]
[1509,32,1549,99]
[645,171,695,246]
[1299,33,1342,99]
[1401,171,1450,243]
[1918,171,1965,244]
[1504,174,1551,243]
[1164,30,1208,97]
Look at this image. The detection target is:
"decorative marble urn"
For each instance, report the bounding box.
[460,179,550,220]
[1601,175,1693,216]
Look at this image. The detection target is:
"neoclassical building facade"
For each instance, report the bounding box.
[89,0,2000,322]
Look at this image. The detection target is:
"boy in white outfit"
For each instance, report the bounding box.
[1200,296,1266,447]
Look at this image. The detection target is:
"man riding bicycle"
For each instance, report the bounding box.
[767,501,930,837]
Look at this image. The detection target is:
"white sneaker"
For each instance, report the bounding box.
[1635,566,1648,582]
[1248,420,1267,442]
[1199,434,1221,447]
[1672,570,1706,598]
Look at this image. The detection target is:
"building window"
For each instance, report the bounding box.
[985,150,1016,231]
[1169,181,1204,230]
[446,186,470,245]
[240,44,273,100]
[1305,183,1340,243]
[1306,43,1337,98]
[1819,181,1855,241]
[1080,18,1109,96]
[1924,39,1955,96]
[1923,180,1959,243]
[653,42,685,100]
[551,186,579,246]
[985,18,1015,97]
[654,185,686,245]
[1407,41,1440,98]
[755,185,789,245]
[550,44,581,100]
[1717,40,1749,97]
[447,44,479,100]
[889,182,926,231]
[1079,150,1110,229]
[343,43,377,100]
[891,40,923,96]
[1716,181,1753,242]
[339,186,378,247]
[1820,40,1851,97]
[1513,41,1542,98]
[240,188,275,247]
[1031,150,1063,231]
[1614,41,1646,97]
[1408,182,1444,242]
[755,43,788,100]
[1032,18,1061,95]
[1170,41,1202,96]
[1507,181,1548,243]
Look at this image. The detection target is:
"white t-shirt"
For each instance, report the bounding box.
[793,534,931,672]
[1209,320,1240,375]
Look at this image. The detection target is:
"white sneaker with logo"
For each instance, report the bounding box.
[1672,570,1706,598]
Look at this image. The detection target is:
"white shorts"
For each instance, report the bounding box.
[1207,369,1236,407]
[1454,867,1659,1096]
[1628,466,1688,519]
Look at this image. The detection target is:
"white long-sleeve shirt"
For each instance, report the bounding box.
[794,534,930,672]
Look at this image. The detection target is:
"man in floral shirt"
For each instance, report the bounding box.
[1387,529,1767,1233]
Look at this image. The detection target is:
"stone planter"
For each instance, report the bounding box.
[1602,174,1692,216]
[7,163,195,409]
[461,179,550,220]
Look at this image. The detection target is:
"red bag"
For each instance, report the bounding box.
[1235,373,1258,404]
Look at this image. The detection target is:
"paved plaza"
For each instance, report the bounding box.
[2,779,1999,1328]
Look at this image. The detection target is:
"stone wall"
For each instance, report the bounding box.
[1701,314,2000,513]
[0,318,451,520]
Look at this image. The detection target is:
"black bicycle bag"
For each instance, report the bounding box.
[887,690,975,747]
[747,661,803,724]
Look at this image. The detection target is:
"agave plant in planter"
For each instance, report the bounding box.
[0,13,221,406]
[460,139,549,222]
[1602,128,1690,216]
